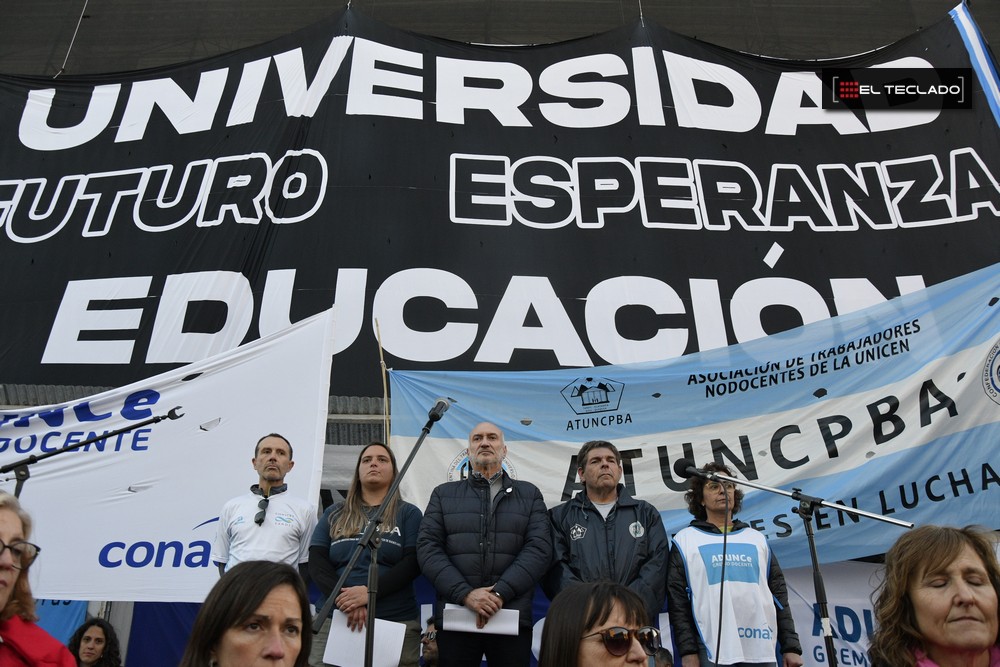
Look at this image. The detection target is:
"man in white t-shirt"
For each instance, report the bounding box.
[211,433,317,577]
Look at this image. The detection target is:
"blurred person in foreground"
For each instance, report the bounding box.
[869,525,1000,667]
[68,617,123,667]
[179,560,311,667]
[421,617,439,666]
[538,580,665,667]
[309,442,422,666]
[0,491,75,666]
[666,462,802,667]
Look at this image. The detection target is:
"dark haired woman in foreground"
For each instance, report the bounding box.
[869,525,1000,667]
[538,581,665,667]
[179,560,311,667]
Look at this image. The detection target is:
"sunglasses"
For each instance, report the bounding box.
[582,626,661,657]
[254,497,269,526]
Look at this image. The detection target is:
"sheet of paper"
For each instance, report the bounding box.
[324,609,406,667]
[442,603,520,636]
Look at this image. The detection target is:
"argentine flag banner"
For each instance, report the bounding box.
[390,264,1000,567]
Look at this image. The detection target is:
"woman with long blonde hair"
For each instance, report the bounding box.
[308,442,423,666]
[0,492,76,665]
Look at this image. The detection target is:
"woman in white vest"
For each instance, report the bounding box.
[666,462,803,667]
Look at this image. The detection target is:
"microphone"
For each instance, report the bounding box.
[427,398,451,422]
[672,458,717,481]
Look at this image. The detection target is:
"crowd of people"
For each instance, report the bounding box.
[5,425,1000,666]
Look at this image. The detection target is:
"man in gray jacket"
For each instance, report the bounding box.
[543,439,668,620]
[417,421,551,667]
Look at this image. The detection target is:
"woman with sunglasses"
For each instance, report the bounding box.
[666,462,803,667]
[309,442,423,666]
[538,581,665,666]
[0,491,76,666]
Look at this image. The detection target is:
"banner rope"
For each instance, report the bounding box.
[375,317,390,442]
[54,0,90,78]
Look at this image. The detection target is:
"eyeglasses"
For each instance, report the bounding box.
[705,481,736,492]
[420,631,437,642]
[582,626,661,657]
[254,497,269,526]
[0,539,40,570]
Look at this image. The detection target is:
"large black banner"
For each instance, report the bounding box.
[1,6,998,396]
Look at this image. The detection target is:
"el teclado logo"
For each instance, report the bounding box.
[822,67,972,110]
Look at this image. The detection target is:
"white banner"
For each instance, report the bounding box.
[785,561,878,667]
[647,562,879,665]
[389,264,1000,569]
[2,309,334,602]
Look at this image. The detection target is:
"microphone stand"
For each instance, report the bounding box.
[713,482,730,665]
[311,403,447,667]
[708,471,912,667]
[0,407,184,498]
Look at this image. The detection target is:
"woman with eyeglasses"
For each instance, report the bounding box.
[666,462,803,667]
[0,491,76,666]
[308,442,423,666]
[538,581,665,666]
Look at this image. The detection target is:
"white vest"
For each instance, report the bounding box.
[673,525,778,664]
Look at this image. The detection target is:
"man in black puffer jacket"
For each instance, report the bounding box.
[417,421,551,666]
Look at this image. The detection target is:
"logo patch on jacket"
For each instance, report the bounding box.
[570,523,587,540]
[629,521,645,538]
